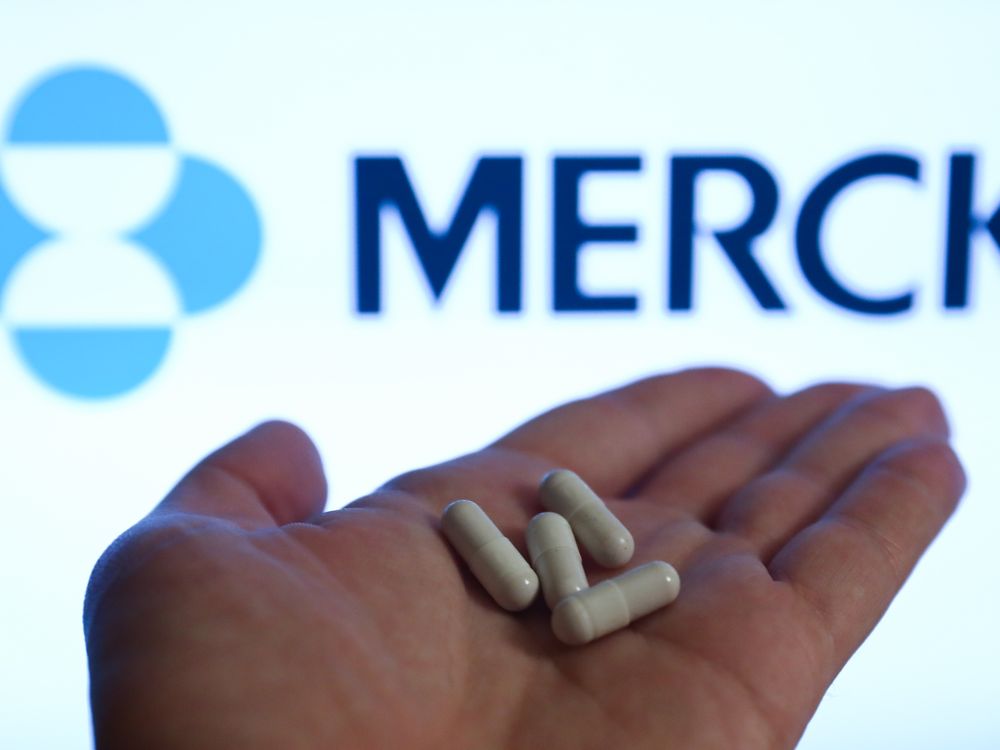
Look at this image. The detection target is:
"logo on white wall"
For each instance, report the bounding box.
[0,65,261,398]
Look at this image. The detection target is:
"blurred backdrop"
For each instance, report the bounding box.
[1,1,998,747]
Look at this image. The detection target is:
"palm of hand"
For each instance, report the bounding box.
[84,370,964,749]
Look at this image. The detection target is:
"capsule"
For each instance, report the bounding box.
[526,512,589,609]
[539,469,634,568]
[441,499,539,611]
[551,561,680,645]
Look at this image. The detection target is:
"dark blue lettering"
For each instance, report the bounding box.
[796,153,919,315]
[553,157,641,312]
[944,153,1000,308]
[355,156,522,313]
[669,156,783,310]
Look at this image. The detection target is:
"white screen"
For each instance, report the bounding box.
[1,2,997,747]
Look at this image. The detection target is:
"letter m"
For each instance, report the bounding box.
[355,156,523,313]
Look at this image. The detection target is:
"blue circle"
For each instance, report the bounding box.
[12,325,172,399]
[7,66,168,144]
[133,156,262,313]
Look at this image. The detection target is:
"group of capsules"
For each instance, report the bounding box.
[441,468,680,646]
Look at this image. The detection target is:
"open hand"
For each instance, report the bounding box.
[84,368,965,749]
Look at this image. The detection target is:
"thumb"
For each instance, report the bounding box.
[84,421,328,638]
[153,420,328,528]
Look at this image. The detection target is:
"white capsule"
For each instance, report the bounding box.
[441,499,539,611]
[526,512,589,609]
[539,469,634,568]
[551,561,680,645]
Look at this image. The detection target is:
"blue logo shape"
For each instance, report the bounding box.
[14,326,173,399]
[8,67,169,144]
[0,65,261,399]
[132,156,261,313]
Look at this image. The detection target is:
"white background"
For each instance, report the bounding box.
[1,1,998,746]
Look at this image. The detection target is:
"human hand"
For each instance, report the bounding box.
[84,368,965,749]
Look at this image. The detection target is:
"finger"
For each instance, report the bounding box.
[375,368,768,537]
[633,383,875,518]
[373,446,552,532]
[769,437,965,668]
[491,367,772,496]
[153,420,328,529]
[714,387,949,559]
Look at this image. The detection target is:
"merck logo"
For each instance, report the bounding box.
[3,65,996,402]
[354,155,1000,315]
[0,66,261,399]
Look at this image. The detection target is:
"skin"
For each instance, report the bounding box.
[83,368,966,749]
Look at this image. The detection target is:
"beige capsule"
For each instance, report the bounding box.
[526,512,589,609]
[539,469,634,568]
[552,561,680,645]
[441,499,539,611]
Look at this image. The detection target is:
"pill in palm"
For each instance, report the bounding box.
[551,561,680,645]
[441,499,539,611]
[539,469,634,568]
[526,512,589,609]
